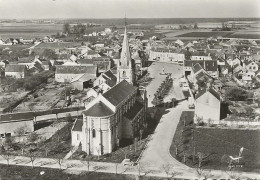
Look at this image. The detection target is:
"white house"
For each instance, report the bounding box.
[5,64,29,79]
[195,88,221,124]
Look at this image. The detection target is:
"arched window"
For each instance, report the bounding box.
[92,129,96,138]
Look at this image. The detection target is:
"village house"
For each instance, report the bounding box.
[93,70,117,93]
[244,61,259,73]
[149,48,185,62]
[184,60,219,79]
[55,65,97,82]
[194,87,221,124]
[5,64,29,79]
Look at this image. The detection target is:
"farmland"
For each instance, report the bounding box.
[175,31,234,38]
[0,23,63,39]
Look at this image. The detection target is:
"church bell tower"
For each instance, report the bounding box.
[117,27,134,84]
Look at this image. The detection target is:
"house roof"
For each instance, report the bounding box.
[77,59,93,65]
[0,112,34,122]
[124,101,144,120]
[55,65,97,74]
[184,60,218,71]
[72,119,83,131]
[71,73,96,83]
[5,64,27,72]
[103,80,137,106]
[195,88,221,100]
[82,101,114,117]
[103,70,117,87]
[193,63,203,74]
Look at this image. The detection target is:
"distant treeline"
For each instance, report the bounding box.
[61,18,260,25]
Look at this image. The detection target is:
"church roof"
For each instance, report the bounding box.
[82,101,114,117]
[103,80,137,106]
[72,119,83,131]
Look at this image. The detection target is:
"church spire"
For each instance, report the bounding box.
[120,27,131,68]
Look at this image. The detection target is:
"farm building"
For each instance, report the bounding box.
[0,112,34,137]
[55,65,97,83]
[5,64,29,79]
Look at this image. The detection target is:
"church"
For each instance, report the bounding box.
[71,27,148,155]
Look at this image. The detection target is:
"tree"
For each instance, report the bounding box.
[194,23,198,29]
[225,87,249,101]
[41,49,58,60]
[15,127,28,155]
[27,132,39,145]
[63,23,70,34]
[55,156,64,170]
[161,163,171,178]
[27,149,36,168]
[196,167,212,180]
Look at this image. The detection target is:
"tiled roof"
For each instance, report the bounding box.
[193,63,203,74]
[124,101,144,120]
[195,88,221,100]
[77,59,93,65]
[103,80,137,106]
[83,101,114,117]
[55,65,97,74]
[72,119,83,131]
[5,64,27,72]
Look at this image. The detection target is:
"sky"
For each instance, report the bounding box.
[0,0,259,19]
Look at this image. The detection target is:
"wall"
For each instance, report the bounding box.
[71,131,82,146]
[0,120,34,136]
[195,92,220,123]
[5,72,24,79]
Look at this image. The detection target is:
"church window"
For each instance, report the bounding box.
[92,129,96,138]
[123,71,126,77]
[77,134,80,140]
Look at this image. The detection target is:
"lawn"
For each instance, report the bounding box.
[176,31,234,38]
[170,111,260,173]
[194,128,260,172]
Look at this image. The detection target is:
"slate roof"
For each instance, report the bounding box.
[103,70,117,87]
[103,80,137,106]
[72,119,83,131]
[55,65,97,74]
[195,88,221,100]
[124,101,144,120]
[184,60,218,71]
[82,101,114,117]
[5,64,27,72]
[0,112,34,122]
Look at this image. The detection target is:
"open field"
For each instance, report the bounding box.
[0,23,63,39]
[176,31,234,38]
[226,32,260,39]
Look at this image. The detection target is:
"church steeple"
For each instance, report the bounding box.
[120,27,131,68]
[117,26,134,85]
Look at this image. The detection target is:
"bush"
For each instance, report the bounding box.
[225,87,249,101]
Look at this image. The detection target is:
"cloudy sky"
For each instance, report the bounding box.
[0,0,259,19]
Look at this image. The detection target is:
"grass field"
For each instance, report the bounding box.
[170,111,260,172]
[194,128,260,172]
